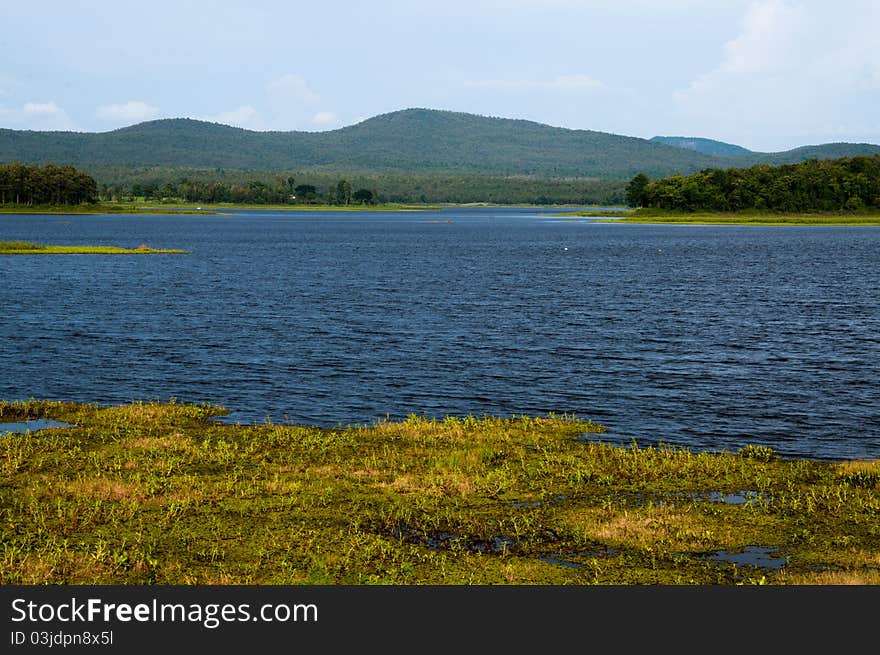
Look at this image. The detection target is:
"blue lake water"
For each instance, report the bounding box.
[0,418,73,434]
[1,206,878,460]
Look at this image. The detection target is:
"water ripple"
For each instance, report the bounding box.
[1,208,878,460]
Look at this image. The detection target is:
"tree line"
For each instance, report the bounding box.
[92,167,627,206]
[626,155,880,212]
[0,162,97,205]
[123,175,377,206]
[0,161,629,207]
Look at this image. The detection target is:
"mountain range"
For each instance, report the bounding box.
[2,108,878,180]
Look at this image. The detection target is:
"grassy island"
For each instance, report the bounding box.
[0,241,189,254]
[2,399,878,585]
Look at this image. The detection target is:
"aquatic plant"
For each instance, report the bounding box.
[1,399,877,585]
[738,445,777,462]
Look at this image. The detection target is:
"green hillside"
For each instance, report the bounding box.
[650,136,754,157]
[2,108,879,182]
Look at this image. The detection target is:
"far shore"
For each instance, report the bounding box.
[560,209,880,225]
[0,201,439,215]
[5,202,880,224]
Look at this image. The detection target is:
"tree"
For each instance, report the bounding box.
[352,188,374,205]
[0,162,97,205]
[294,184,316,203]
[625,173,650,207]
[633,155,880,213]
[337,179,351,205]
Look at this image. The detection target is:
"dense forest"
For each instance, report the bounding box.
[92,167,627,205]
[0,162,97,205]
[0,162,625,207]
[626,155,880,212]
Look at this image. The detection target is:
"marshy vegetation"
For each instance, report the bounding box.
[2,400,878,585]
[561,208,880,224]
[0,241,188,254]
[599,210,880,225]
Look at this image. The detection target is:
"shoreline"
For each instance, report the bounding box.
[0,202,440,215]
[2,399,877,585]
[560,209,880,225]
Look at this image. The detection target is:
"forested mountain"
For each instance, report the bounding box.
[650,136,754,157]
[3,108,878,181]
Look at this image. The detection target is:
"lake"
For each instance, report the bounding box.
[1,206,878,460]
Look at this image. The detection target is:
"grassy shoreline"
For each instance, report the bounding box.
[0,201,438,215]
[561,208,880,225]
[0,241,188,255]
[0,204,212,215]
[2,399,877,585]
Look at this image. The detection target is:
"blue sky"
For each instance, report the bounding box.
[2,0,878,151]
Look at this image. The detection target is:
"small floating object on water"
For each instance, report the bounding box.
[564,247,569,251]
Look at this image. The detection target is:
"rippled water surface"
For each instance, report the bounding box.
[1,207,878,460]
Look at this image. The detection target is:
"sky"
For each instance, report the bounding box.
[2,0,878,152]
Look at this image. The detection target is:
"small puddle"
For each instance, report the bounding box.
[539,547,617,569]
[539,556,581,568]
[390,526,519,554]
[692,491,766,505]
[1,419,74,434]
[707,546,786,569]
[511,495,568,508]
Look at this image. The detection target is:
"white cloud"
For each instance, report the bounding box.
[267,74,320,105]
[311,111,339,127]
[198,105,262,129]
[196,73,338,132]
[0,101,77,130]
[466,74,603,92]
[262,73,343,130]
[23,101,63,116]
[717,0,806,75]
[96,100,160,123]
[673,0,880,149]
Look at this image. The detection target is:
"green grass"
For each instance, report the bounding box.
[0,201,438,214]
[0,241,188,255]
[2,399,878,585]
[186,202,437,212]
[0,204,212,215]
[559,208,880,225]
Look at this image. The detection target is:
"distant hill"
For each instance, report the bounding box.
[2,108,879,180]
[650,136,754,157]
[651,135,880,165]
